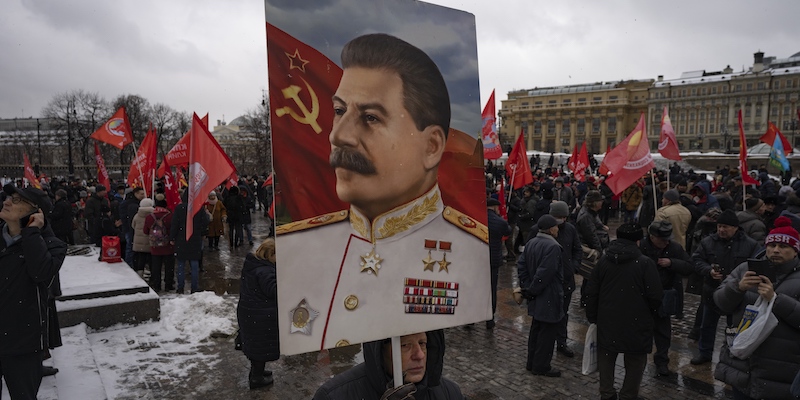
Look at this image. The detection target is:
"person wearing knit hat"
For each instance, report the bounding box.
[656,189,692,250]
[131,198,155,278]
[689,207,761,366]
[737,197,767,245]
[517,212,565,377]
[584,222,662,400]
[713,215,800,399]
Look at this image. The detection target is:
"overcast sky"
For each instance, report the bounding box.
[2,0,799,126]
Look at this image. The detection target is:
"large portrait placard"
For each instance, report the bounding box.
[266,0,489,355]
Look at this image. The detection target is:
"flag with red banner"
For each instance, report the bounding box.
[574,142,589,182]
[127,125,158,194]
[161,156,181,211]
[505,131,533,189]
[23,153,40,189]
[481,89,502,160]
[186,113,236,240]
[177,168,188,189]
[157,114,208,178]
[94,142,111,191]
[90,107,134,149]
[658,106,682,160]
[760,121,792,155]
[605,113,655,195]
[262,173,274,187]
[225,172,239,190]
[567,143,578,172]
[738,110,759,186]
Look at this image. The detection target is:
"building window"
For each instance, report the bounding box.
[691,88,697,95]
[521,102,529,106]
[745,108,751,117]
[735,84,742,92]
[700,111,705,120]
[723,86,728,93]
[592,118,600,133]
[709,124,715,134]
[534,101,542,105]
[562,120,570,133]
[744,122,750,131]
[578,98,587,103]
[608,117,616,133]
[548,120,556,134]
[787,80,793,88]
[577,118,585,133]
[563,99,571,103]
[533,121,541,134]
[690,112,695,120]
[756,107,762,117]
[757,82,765,90]
[548,100,556,104]
[772,107,779,116]
[755,122,762,131]
[721,110,727,119]
[746,83,753,91]
[660,92,666,99]
[608,108,618,114]
[680,112,686,121]
[609,95,618,100]
[577,110,585,115]
[774,81,781,89]
[679,126,685,135]
[699,125,705,134]
[712,87,717,94]
[681,89,687,96]
[689,126,695,135]
[593,97,601,102]
[710,111,716,120]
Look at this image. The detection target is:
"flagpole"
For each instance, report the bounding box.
[650,170,658,213]
[507,167,518,205]
[128,137,147,193]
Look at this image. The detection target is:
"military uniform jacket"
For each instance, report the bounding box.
[276,185,490,355]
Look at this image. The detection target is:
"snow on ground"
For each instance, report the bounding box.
[83,292,238,399]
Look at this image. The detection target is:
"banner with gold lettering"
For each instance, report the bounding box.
[267,0,489,356]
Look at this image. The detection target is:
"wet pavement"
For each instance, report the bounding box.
[137,211,734,399]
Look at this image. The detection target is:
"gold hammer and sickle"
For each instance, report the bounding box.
[276,76,322,133]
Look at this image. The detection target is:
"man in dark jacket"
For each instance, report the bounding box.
[313,330,463,400]
[639,221,693,376]
[84,185,110,245]
[504,190,523,259]
[223,186,245,248]
[518,214,564,377]
[713,216,800,399]
[576,190,608,307]
[0,184,67,398]
[585,223,662,400]
[49,189,74,245]
[546,201,582,358]
[170,191,210,293]
[690,209,762,365]
[487,198,511,329]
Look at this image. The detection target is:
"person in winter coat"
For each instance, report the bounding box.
[313,330,463,400]
[517,214,564,377]
[486,198,511,329]
[690,209,762,365]
[552,178,573,210]
[585,223,663,400]
[639,221,693,376]
[655,189,692,250]
[130,198,153,278]
[119,187,145,267]
[49,189,74,245]
[576,190,609,252]
[737,197,767,245]
[223,186,245,248]
[94,204,122,247]
[504,191,523,259]
[170,191,210,293]
[143,195,174,292]
[84,185,110,244]
[205,191,227,250]
[239,185,254,245]
[237,237,279,389]
[620,182,643,224]
[0,184,66,399]
[714,217,800,400]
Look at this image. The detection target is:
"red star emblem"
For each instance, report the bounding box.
[285,49,309,73]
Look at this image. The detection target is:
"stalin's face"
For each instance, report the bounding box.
[330,67,445,221]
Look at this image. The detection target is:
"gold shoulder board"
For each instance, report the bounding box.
[276,210,349,235]
[442,206,488,244]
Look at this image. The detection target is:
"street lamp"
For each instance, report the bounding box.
[36,118,42,170]
[66,101,76,176]
[720,123,730,153]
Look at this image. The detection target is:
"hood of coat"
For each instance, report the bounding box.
[243,252,274,273]
[605,238,643,264]
[736,210,760,224]
[136,206,154,217]
[362,330,445,396]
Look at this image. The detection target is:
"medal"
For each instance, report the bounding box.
[360,247,383,275]
[438,253,451,273]
[289,299,319,335]
[422,250,436,272]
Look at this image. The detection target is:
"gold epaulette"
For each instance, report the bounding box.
[276,210,349,235]
[442,206,488,244]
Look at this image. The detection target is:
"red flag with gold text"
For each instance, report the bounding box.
[94,142,111,192]
[574,142,589,182]
[186,113,236,240]
[90,107,134,149]
[23,153,40,189]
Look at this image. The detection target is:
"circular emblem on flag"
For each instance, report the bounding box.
[105,118,127,137]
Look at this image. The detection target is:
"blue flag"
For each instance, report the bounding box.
[770,135,790,171]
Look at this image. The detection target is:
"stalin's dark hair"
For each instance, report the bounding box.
[341,33,450,138]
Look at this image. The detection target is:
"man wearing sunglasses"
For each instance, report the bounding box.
[0,184,67,399]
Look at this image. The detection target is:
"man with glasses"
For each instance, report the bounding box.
[0,184,67,399]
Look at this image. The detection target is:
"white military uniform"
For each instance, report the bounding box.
[276,185,490,355]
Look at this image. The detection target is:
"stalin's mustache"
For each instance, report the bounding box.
[329,147,377,175]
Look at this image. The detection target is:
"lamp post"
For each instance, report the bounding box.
[66,101,76,176]
[720,123,730,153]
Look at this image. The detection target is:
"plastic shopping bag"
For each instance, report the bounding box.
[100,236,123,263]
[582,323,598,375]
[730,296,779,359]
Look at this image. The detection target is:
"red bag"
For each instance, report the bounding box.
[100,236,122,263]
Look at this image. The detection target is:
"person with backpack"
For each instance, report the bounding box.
[143,195,174,292]
[130,198,154,279]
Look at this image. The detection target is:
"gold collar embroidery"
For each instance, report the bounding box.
[349,186,443,243]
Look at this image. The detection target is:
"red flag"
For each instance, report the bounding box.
[604,113,655,195]
[574,142,590,182]
[177,168,188,189]
[225,172,239,190]
[23,153,40,189]
[186,113,236,240]
[598,144,612,176]
[90,107,134,149]
[505,131,533,189]
[94,142,111,191]
[498,178,507,220]
[567,143,578,172]
[760,121,792,155]
[267,22,347,221]
[481,89,502,160]
[161,156,181,211]
[163,131,190,170]
[658,106,682,160]
[201,113,209,129]
[262,173,274,187]
[127,126,158,194]
[738,110,759,186]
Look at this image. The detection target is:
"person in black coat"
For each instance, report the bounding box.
[49,189,74,245]
[313,330,463,400]
[169,191,210,293]
[585,224,663,400]
[223,186,245,248]
[639,221,693,376]
[237,238,279,389]
[486,198,511,329]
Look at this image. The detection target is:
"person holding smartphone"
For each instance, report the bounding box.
[0,184,67,399]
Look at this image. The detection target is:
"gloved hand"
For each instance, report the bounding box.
[380,382,416,400]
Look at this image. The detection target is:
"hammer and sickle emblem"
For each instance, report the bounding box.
[275,76,322,134]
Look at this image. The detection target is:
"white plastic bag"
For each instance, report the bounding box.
[582,323,598,375]
[730,296,779,359]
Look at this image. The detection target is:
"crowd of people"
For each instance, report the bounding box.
[491,156,800,400]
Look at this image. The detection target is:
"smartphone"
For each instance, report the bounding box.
[748,258,776,283]
[19,211,36,227]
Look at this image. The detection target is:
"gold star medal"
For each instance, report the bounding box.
[438,253,451,273]
[289,299,319,335]
[422,250,436,272]
[360,247,383,276]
